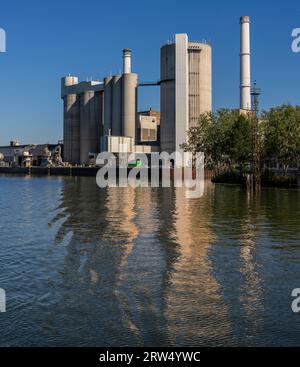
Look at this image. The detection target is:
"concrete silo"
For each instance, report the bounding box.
[94,91,104,146]
[160,34,212,153]
[103,76,113,137]
[188,42,212,126]
[111,75,122,136]
[61,76,80,164]
[122,49,138,139]
[80,90,103,165]
[80,91,95,165]
[160,43,176,153]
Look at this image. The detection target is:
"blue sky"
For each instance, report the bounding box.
[0,0,299,145]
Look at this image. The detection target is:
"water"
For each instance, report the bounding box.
[0,175,300,346]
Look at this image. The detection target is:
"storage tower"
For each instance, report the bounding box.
[160,34,212,153]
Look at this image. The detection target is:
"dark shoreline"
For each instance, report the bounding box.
[0,166,215,179]
[0,166,100,177]
[0,167,298,190]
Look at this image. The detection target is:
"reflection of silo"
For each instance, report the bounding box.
[61,76,80,164]
[111,75,122,136]
[122,73,137,139]
[103,76,113,137]
[80,91,95,165]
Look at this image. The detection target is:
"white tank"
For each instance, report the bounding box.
[0,152,4,161]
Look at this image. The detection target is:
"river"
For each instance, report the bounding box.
[0,175,299,346]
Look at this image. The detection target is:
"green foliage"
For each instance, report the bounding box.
[261,170,299,188]
[181,109,253,175]
[181,105,300,182]
[261,105,300,171]
[211,169,245,185]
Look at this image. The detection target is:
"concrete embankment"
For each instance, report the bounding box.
[0,167,99,177]
[0,166,214,179]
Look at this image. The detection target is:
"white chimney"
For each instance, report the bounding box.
[240,16,251,111]
[123,48,131,74]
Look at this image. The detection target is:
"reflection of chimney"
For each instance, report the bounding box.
[123,48,131,74]
[240,16,251,111]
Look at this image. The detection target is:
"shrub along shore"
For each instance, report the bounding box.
[181,105,300,189]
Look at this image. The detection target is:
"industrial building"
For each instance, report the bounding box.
[0,142,64,167]
[1,18,253,169]
[61,33,213,165]
[137,108,160,146]
[61,77,103,165]
[61,48,139,165]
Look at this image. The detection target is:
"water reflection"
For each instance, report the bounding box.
[46,180,300,346]
[160,183,232,346]
[1,176,299,346]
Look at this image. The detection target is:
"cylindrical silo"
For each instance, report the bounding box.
[61,75,78,98]
[199,43,212,115]
[160,43,176,153]
[240,16,251,111]
[112,75,122,136]
[61,76,80,164]
[187,42,212,127]
[103,76,113,138]
[89,90,103,159]
[122,73,138,139]
[80,90,95,165]
[95,90,104,148]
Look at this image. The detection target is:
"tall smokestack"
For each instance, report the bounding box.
[240,16,251,111]
[123,48,131,74]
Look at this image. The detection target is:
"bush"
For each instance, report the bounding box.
[213,169,299,188]
[261,171,299,188]
[212,169,245,185]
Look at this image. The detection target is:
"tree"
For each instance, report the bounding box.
[226,114,253,172]
[181,109,253,176]
[262,105,300,172]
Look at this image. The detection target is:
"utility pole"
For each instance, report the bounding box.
[251,81,261,189]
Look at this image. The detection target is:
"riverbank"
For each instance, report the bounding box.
[0,166,99,176]
[0,166,214,179]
